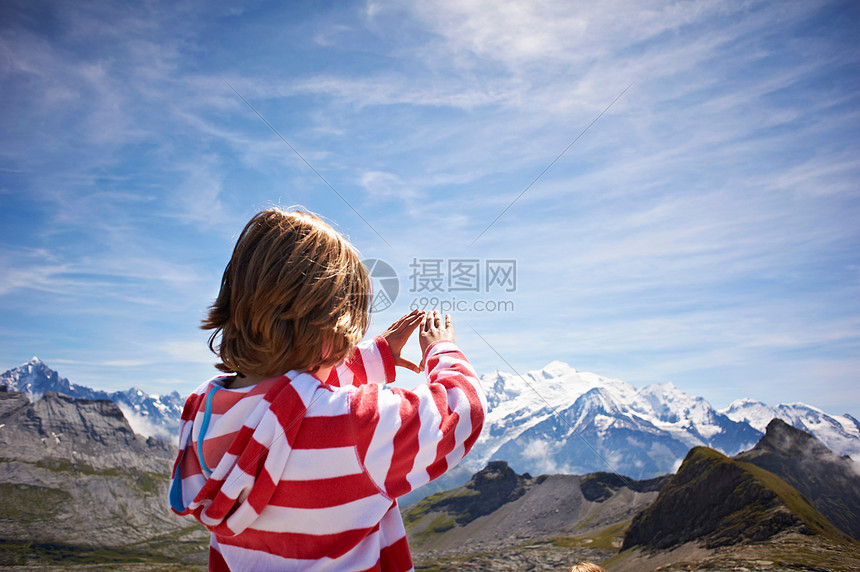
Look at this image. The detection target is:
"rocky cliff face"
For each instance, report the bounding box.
[0,389,206,567]
[0,390,173,472]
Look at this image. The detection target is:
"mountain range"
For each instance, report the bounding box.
[0,357,183,441]
[2,357,859,485]
[469,362,860,480]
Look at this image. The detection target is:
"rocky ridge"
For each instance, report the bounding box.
[405,423,860,571]
[608,422,860,571]
[0,389,172,473]
[621,446,844,551]
[735,418,860,540]
[402,460,670,567]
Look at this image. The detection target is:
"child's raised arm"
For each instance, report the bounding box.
[327,310,425,387]
[349,311,488,499]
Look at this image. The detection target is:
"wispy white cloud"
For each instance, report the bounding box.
[313,24,352,47]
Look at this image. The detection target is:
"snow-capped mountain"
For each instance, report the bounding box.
[465,362,859,480]
[722,398,860,460]
[0,357,182,441]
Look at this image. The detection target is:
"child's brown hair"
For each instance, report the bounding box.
[570,563,607,572]
[202,207,370,378]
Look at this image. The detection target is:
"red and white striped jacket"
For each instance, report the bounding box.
[170,336,486,571]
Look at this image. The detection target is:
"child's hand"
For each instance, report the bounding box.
[381,309,425,373]
[418,311,455,371]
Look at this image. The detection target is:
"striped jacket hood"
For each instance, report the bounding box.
[170,371,327,536]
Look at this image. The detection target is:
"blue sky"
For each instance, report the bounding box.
[1,0,858,417]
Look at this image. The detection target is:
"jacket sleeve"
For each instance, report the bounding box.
[326,335,396,388]
[349,340,487,499]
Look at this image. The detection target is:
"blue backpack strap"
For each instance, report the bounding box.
[196,385,222,477]
[169,447,188,512]
[169,385,222,513]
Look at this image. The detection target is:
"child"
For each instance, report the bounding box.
[169,208,487,571]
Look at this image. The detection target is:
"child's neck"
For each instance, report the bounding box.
[229,366,333,389]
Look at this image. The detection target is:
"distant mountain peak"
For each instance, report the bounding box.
[539,360,575,377]
[23,356,52,372]
[721,399,860,458]
[762,417,817,445]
